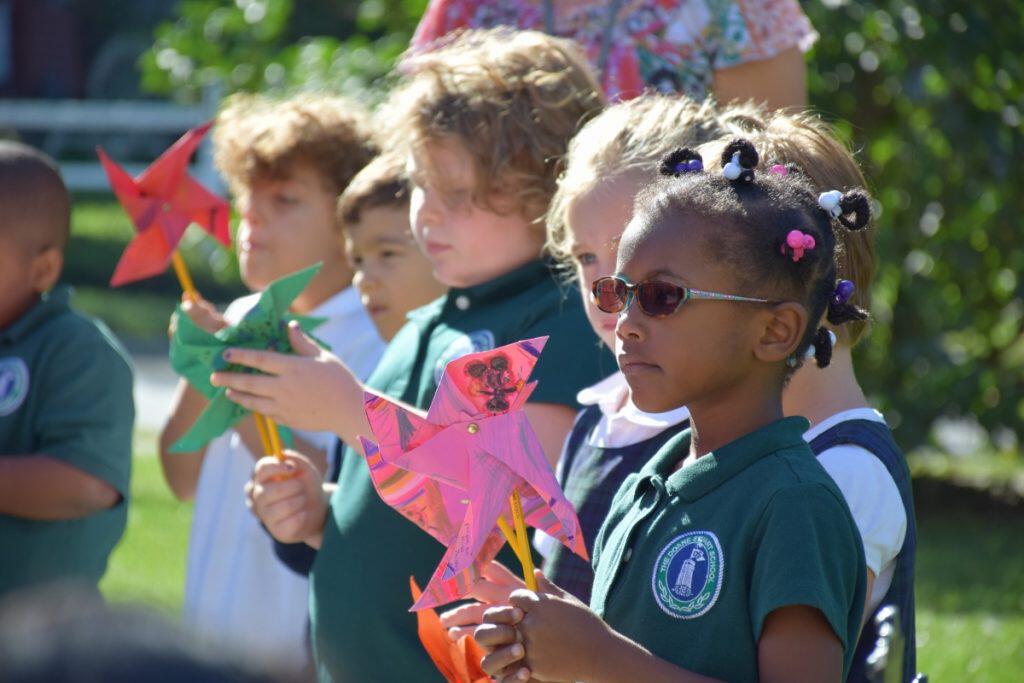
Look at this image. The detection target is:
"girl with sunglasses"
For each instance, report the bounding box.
[475,139,872,683]
[441,98,723,635]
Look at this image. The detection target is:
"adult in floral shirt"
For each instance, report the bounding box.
[412,0,816,107]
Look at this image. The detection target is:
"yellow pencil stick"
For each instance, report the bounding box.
[510,490,537,591]
[170,251,198,302]
[265,416,285,461]
[253,413,273,455]
[497,517,527,567]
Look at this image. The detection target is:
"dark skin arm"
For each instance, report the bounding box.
[477,574,843,683]
[0,455,120,520]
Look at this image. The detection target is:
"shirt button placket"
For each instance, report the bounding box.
[623,481,664,564]
[616,481,663,574]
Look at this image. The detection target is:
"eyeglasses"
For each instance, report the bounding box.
[591,275,771,318]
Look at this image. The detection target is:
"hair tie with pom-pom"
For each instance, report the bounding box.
[723,152,743,180]
[819,189,872,230]
[811,327,836,368]
[832,279,855,306]
[826,279,869,325]
[818,190,844,219]
[659,148,703,177]
[719,139,757,183]
[781,229,816,262]
[837,191,871,230]
[804,328,837,361]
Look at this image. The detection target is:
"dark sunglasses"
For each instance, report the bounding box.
[591,275,771,318]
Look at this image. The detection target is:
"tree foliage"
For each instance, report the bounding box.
[802,1,1022,453]
[139,0,427,103]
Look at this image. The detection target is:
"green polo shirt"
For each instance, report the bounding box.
[0,286,134,597]
[309,260,614,682]
[590,417,866,683]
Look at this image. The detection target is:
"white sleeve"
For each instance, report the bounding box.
[816,446,907,576]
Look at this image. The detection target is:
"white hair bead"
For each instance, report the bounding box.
[818,190,843,218]
[723,152,742,180]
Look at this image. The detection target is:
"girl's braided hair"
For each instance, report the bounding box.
[639,138,871,371]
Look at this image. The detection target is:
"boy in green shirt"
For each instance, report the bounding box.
[0,142,134,598]
[219,28,609,681]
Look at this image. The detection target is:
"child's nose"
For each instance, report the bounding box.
[240,200,267,229]
[616,305,645,341]
[415,189,446,228]
[356,268,380,293]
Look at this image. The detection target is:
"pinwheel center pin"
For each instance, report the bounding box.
[466,423,479,434]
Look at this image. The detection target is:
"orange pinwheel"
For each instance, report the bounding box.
[411,578,490,683]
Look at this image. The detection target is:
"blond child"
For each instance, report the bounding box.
[214,28,610,681]
[157,94,384,670]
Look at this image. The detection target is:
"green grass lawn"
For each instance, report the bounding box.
[915,506,1024,680]
[102,446,1024,679]
[100,447,192,613]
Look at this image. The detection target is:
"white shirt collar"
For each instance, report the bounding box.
[307,285,364,320]
[576,372,690,448]
[803,407,887,441]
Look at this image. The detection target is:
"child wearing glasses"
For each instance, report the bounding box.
[475,139,869,683]
[209,28,611,681]
[440,97,723,638]
[707,108,916,682]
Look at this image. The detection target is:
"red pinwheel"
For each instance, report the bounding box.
[98,121,231,289]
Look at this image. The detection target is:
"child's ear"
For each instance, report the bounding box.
[31,246,63,293]
[754,302,807,363]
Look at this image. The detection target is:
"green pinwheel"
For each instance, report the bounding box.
[169,263,326,452]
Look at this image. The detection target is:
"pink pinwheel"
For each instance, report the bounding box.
[98,121,231,287]
[358,336,587,611]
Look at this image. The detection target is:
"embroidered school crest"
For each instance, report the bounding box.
[651,530,724,619]
[433,330,495,384]
[0,357,30,417]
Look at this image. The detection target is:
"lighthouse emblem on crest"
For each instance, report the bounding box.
[652,530,723,619]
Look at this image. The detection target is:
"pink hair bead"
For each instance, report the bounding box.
[782,229,816,261]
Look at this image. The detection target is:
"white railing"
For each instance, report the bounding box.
[0,87,222,192]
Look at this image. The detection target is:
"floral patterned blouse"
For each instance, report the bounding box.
[412,0,818,101]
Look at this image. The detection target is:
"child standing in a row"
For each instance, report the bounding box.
[446,101,916,683]
[477,140,870,682]
[534,95,725,601]
[158,94,384,672]
[222,28,611,681]
[268,150,448,577]
[0,142,133,601]
[709,108,916,681]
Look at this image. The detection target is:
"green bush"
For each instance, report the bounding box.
[139,1,1023,454]
[802,1,1023,453]
[139,0,426,104]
